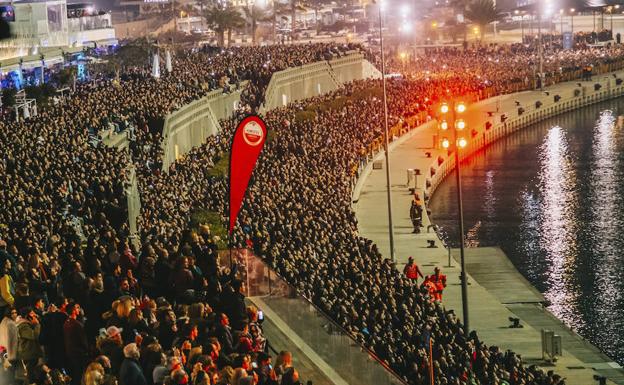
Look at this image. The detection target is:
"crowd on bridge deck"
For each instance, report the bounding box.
[1,35,616,385]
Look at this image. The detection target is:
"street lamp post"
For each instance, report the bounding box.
[616,5,621,39]
[570,8,575,34]
[610,7,614,33]
[560,9,564,35]
[515,10,524,42]
[538,11,543,89]
[377,0,396,262]
[439,101,469,335]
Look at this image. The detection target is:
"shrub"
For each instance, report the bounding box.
[189,208,228,249]
[266,129,277,143]
[2,88,16,107]
[295,110,316,123]
[207,153,230,178]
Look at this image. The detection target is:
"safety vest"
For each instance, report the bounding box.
[405,264,419,280]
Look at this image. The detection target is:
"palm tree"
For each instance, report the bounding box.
[205,5,245,47]
[464,0,502,40]
[244,4,271,45]
[270,3,290,42]
[288,0,307,41]
[196,0,208,28]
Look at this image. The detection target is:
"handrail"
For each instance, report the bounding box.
[256,259,409,385]
[295,290,410,385]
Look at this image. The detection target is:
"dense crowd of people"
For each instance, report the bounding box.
[385,34,624,92]
[3,36,623,385]
[0,42,359,385]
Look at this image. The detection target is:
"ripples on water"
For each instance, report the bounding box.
[429,99,624,363]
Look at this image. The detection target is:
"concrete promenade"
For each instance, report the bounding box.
[355,73,624,384]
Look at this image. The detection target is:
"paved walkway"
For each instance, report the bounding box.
[355,74,624,384]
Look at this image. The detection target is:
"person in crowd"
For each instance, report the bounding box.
[39,302,68,370]
[83,361,105,385]
[96,326,124,376]
[0,260,15,316]
[64,302,89,385]
[0,308,18,377]
[119,343,146,385]
[16,307,43,384]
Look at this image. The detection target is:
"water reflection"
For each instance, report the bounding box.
[586,110,623,356]
[534,126,583,329]
[429,98,624,363]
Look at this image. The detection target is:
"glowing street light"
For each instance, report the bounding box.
[436,100,470,335]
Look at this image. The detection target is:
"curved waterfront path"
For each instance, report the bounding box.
[354,78,624,384]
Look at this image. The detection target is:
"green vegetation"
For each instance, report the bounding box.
[297,86,384,120]
[464,0,503,40]
[24,83,58,106]
[204,5,246,47]
[53,67,77,89]
[351,87,384,100]
[207,153,230,178]
[266,129,277,143]
[190,208,228,249]
[2,88,16,107]
[295,110,316,123]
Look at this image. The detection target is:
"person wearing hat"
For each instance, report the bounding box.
[96,325,124,376]
[119,343,146,385]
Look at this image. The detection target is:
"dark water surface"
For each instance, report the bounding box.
[429,98,624,364]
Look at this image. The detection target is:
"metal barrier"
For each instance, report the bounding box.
[230,249,409,385]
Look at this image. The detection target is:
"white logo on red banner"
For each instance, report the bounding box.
[242,121,264,146]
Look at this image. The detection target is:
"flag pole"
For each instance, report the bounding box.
[429,337,434,385]
[229,231,233,269]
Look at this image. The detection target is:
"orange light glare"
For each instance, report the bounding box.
[455,119,466,130]
[440,103,449,114]
[456,102,466,113]
[458,137,468,148]
[439,120,449,130]
[441,138,450,148]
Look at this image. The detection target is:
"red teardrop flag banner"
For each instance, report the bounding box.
[229,115,268,234]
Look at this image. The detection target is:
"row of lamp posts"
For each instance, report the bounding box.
[376,0,470,335]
